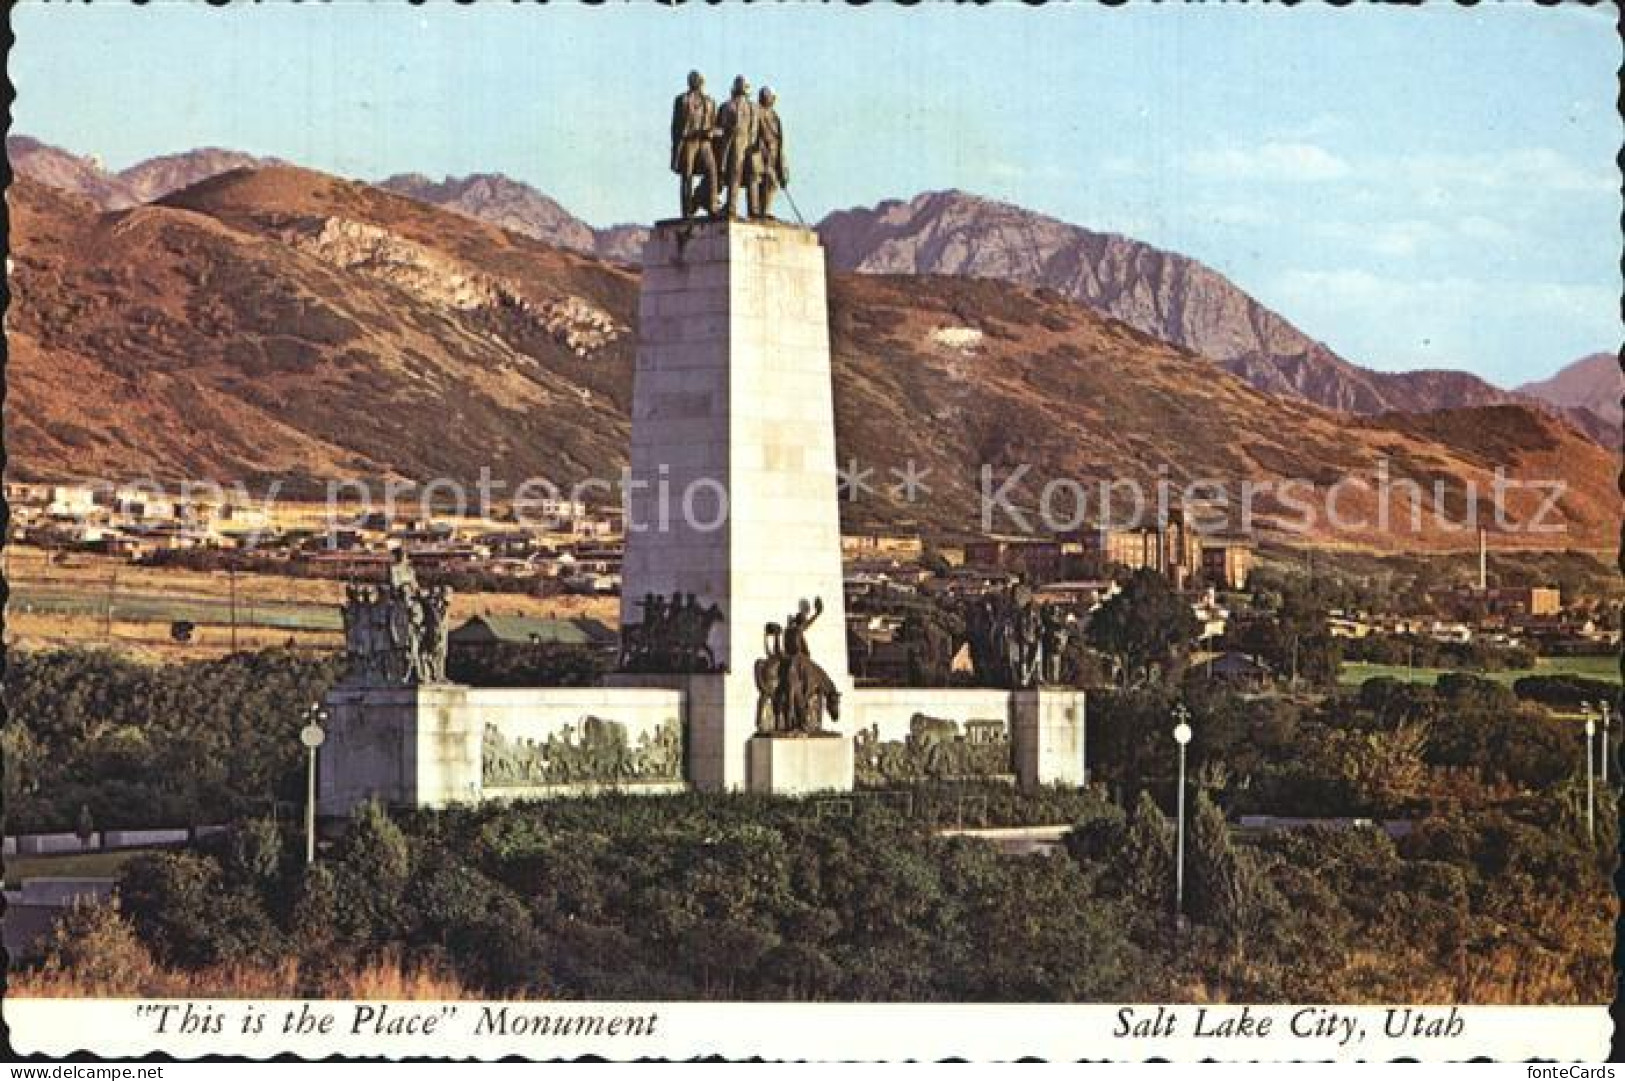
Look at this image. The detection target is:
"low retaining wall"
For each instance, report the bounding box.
[320,684,688,814]
[845,688,1087,790]
[319,682,1087,815]
[5,826,223,857]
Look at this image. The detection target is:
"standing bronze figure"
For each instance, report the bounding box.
[751,86,788,221]
[670,70,718,219]
[964,583,1072,690]
[754,597,841,735]
[716,74,760,220]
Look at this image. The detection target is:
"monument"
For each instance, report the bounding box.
[317,75,1084,814]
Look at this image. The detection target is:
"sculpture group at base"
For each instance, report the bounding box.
[341,553,451,686]
[671,71,789,221]
[755,597,842,736]
[482,716,684,788]
[965,583,1074,690]
[854,714,1013,786]
[619,591,725,673]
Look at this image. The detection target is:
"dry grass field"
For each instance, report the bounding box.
[4,544,616,662]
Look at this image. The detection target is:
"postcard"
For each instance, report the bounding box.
[4,1,1618,1063]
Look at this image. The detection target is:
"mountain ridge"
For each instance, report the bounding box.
[819,190,1524,416]
[13,134,1611,444]
[1517,352,1622,430]
[7,165,1616,550]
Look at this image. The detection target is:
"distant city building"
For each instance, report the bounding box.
[215,503,271,531]
[1033,580,1115,610]
[45,485,99,519]
[1483,586,1562,618]
[1065,508,1203,589]
[4,482,54,506]
[841,530,925,561]
[1432,583,1563,620]
[962,536,1065,583]
[448,615,617,650]
[1200,540,1253,590]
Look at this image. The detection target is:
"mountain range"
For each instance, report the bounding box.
[11,135,1611,446]
[6,154,1617,549]
[1516,352,1621,430]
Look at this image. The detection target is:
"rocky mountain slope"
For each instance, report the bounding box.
[7,166,1616,549]
[8,169,637,489]
[7,136,143,209]
[818,190,1533,418]
[376,172,648,265]
[119,148,287,204]
[1517,352,1621,429]
[18,136,1609,443]
[7,137,281,210]
[342,177,1618,445]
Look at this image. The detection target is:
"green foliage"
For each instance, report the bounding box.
[1344,632,1537,673]
[289,862,341,959]
[1512,673,1619,711]
[1117,791,1175,921]
[446,643,611,688]
[117,852,282,968]
[1227,577,1344,688]
[92,775,1612,1003]
[224,817,286,893]
[1086,569,1200,686]
[332,800,413,946]
[1186,792,1254,947]
[6,647,344,832]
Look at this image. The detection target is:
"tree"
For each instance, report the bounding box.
[117,852,282,968]
[1087,570,1199,686]
[1187,792,1254,949]
[1116,791,1175,920]
[225,816,285,887]
[332,799,413,944]
[289,862,341,959]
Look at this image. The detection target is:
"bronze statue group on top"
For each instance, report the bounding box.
[671,71,789,221]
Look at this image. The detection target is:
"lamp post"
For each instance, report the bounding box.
[1172,703,1193,924]
[300,705,327,865]
[1583,714,1596,844]
[1601,700,1612,786]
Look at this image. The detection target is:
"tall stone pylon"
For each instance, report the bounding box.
[619,219,850,790]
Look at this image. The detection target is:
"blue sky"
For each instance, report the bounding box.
[13,2,1621,386]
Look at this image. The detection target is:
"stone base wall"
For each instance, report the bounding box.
[319,684,686,816]
[320,682,1087,815]
[844,688,1086,789]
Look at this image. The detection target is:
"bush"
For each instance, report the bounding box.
[1512,674,1619,712]
[1187,792,1252,947]
[118,852,282,968]
[35,899,158,994]
[6,647,344,832]
[332,800,413,945]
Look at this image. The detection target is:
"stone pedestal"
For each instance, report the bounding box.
[319,684,482,815]
[620,219,851,792]
[747,735,854,796]
[1012,689,1088,789]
